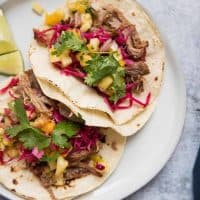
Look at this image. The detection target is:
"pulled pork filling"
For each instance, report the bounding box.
[33,1,151,110]
[0,70,106,188]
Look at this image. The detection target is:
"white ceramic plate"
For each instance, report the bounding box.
[0,0,186,199]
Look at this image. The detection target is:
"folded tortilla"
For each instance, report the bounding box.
[0,76,126,200]
[30,0,164,125]
[37,77,156,137]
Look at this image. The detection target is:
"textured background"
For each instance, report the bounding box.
[126,0,200,200]
[0,0,199,200]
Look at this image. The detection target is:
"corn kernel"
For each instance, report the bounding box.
[98,76,113,92]
[45,9,65,26]
[32,2,44,16]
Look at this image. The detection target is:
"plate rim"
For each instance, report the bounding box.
[0,1,187,200]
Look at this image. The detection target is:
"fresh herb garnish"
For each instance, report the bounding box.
[84,54,126,102]
[53,31,88,55]
[84,54,120,86]
[52,121,80,148]
[110,68,126,102]
[6,99,51,150]
[18,128,51,150]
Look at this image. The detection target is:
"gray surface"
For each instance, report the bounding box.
[0,1,199,200]
[126,0,200,200]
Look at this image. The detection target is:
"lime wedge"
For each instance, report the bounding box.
[0,51,24,75]
[0,9,17,55]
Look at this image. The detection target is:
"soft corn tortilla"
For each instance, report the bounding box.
[30,0,165,125]
[0,78,126,200]
[37,77,156,137]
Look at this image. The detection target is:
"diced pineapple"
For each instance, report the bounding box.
[31,115,47,128]
[32,2,44,16]
[41,120,56,135]
[113,49,125,67]
[49,48,72,67]
[80,13,92,32]
[91,154,103,163]
[49,52,61,63]
[67,2,77,12]
[0,143,4,151]
[119,59,125,67]
[49,161,57,170]
[0,128,5,151]
[87,38,100,52]
[0,128,4,135]
[2,137,12,146]
[76,52,91,67]
[45,9,65,26]
[55,156,68,186]
[55,156,68,177]
[91,154,108,172]
[109,41,118,52]
[67,0,89,13]
[31,115,55,135]
[6,147,18,158]
[98,76,113,92]
[60,55,72,67]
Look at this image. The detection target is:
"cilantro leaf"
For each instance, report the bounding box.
[53,31,88,55]
[18,128,51,150]
[110,68,126,102]
[84,54,126,102]
[6,124,28,138]
[6,99,51,150]
[52,121,80,148]
[84,54,119,86]
[14,99,29,126]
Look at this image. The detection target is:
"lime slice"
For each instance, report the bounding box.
[0,51,24,75]
[0,9,17,55]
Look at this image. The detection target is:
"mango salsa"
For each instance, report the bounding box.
[45,9,65,26]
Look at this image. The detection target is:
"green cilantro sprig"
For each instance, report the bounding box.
[6,99,51,150]
[53,31,88,56]
[6,99,80,150]
[84,54,126,102]
[52,121,80,148]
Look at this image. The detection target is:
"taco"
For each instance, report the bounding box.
[36,76,156,137]
[30,0,164,125]
[0,70,125,200]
